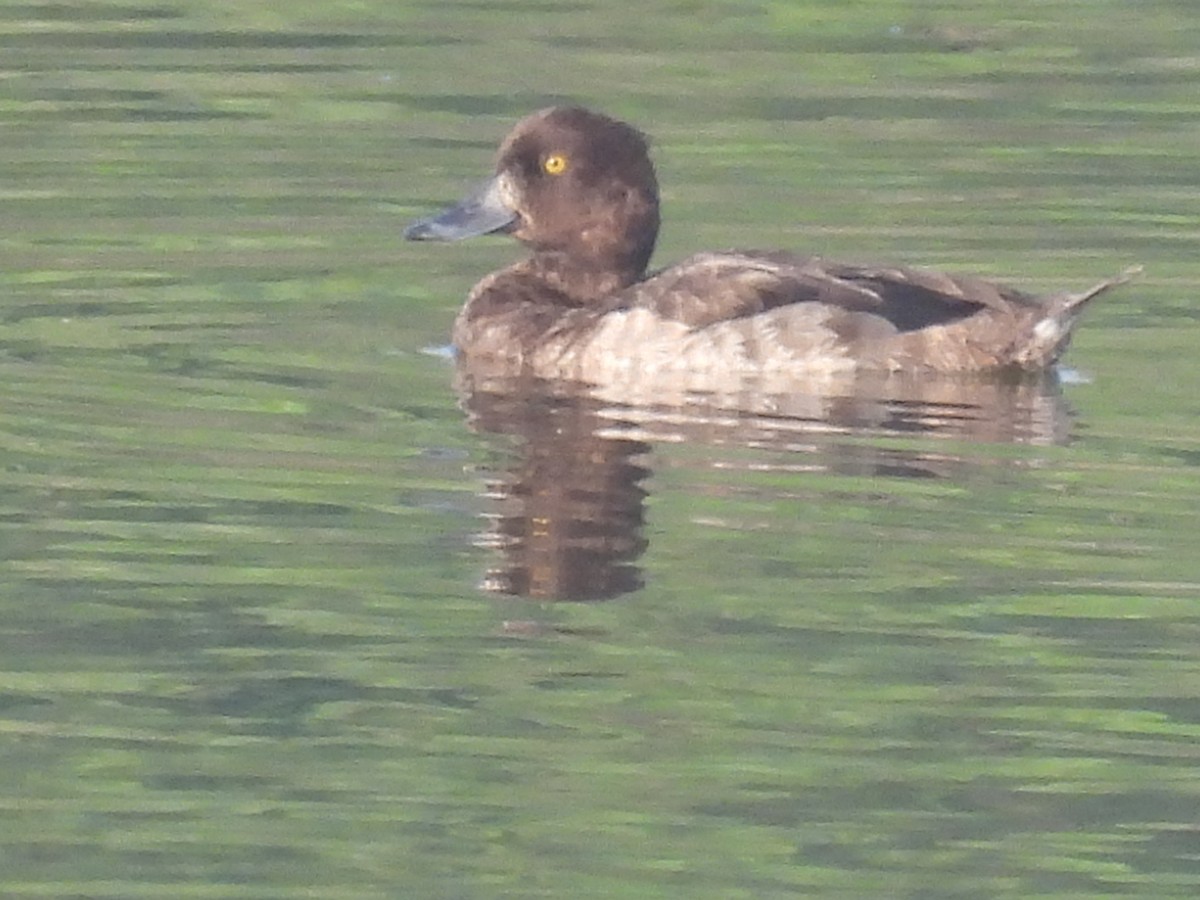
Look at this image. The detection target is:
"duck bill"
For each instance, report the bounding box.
[404,174,517,241]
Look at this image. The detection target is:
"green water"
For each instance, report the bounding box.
[2,1,1199,897]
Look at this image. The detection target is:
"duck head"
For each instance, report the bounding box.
[406,107,661,287]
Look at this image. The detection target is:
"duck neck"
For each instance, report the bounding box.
[526,250,646,305]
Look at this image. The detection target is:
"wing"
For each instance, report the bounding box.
[621,252,1035,332]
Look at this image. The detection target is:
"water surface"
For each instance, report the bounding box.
[2,1,1199,897]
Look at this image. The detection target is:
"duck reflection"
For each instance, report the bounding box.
[457,370,1077,602]
[460,376,652,601]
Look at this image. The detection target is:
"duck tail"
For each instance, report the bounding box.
[1014,265,1142,369]
[1059,264,1143,317]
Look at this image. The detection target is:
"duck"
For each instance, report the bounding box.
[405,106,1139,386]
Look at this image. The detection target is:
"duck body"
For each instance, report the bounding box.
[406,106,1137,385]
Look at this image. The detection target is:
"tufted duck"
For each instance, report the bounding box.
[406,106,1138,385]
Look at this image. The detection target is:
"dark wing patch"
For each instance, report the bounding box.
[825,262,1043,320]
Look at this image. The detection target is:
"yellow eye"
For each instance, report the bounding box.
[543,154,568,175]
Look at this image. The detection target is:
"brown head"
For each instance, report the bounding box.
[406,107,661,290]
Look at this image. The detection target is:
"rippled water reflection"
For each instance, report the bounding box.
[460,373,1081,602]
[2,1,1200,897]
